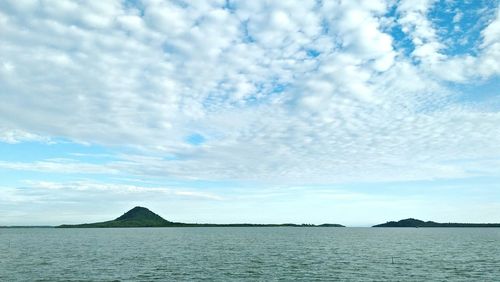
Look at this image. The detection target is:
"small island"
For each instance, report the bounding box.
[58,206,345,228]
[373,218,500,228]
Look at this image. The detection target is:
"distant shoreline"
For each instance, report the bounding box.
[372,218,500,228]
[57,223,346,228]
[0,226,53,228]
[3,208,500,228]
[3,225,500,228]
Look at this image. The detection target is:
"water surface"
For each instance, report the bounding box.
[1,227,499,281]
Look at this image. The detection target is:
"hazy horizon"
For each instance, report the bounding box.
[3,205,500,228]
[1,0,500,226]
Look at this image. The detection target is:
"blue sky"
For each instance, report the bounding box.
[0,0,499,226]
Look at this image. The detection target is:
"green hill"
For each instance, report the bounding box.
[58,207,181,228]
[373,218,500,227]
[57,206,344,228]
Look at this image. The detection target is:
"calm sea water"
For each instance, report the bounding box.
[1,227,499,281]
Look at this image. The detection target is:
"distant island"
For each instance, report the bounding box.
[0,226,52,228]
[58,206,345,228]
[5,211,499,228]
[373,218,500,228]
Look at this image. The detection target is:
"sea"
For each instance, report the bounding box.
[1,227,499,281]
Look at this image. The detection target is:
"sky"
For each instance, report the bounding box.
[0,0,499,226]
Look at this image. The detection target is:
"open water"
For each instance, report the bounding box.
[1,227,499,281]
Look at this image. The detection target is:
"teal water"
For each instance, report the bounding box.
[1,228,499,281]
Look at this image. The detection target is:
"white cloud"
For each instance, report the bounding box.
[395,0,500,82]
[24,180,224,200]
[397,0,442,62]
[0,159,119,174]
[0,127,50,144]
[0,0,499,185]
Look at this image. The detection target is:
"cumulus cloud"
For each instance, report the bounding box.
[396,0,500,82]
[0,0,499,185]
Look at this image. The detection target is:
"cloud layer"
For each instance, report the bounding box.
[1,0,500,186]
